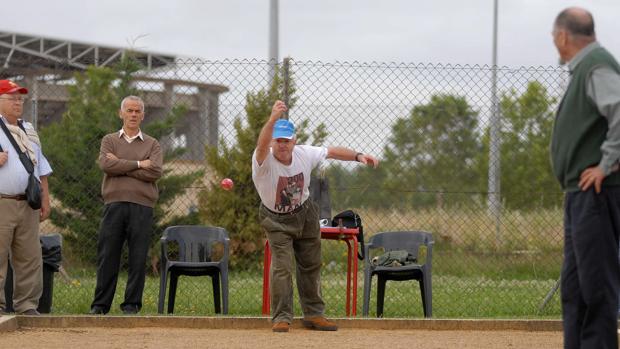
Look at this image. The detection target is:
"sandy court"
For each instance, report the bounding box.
[0,327,562,349]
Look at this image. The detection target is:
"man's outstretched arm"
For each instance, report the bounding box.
[327,146,379,168]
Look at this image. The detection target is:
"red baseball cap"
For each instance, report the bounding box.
[0,80,28,95]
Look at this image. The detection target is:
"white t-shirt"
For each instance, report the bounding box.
[252,145,327,213]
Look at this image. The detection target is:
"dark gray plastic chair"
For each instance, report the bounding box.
[158,225,229,314]
[362,231,433,318]
[309,174,332,221]
[5,234,62,314]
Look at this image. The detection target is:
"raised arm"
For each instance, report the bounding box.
[327,146,379,168]
[255,100,287,165]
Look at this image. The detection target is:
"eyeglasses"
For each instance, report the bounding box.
[0,96,27,103]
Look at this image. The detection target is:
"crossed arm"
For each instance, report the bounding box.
[98,136,163,182]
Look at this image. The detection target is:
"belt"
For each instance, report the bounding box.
[264,200,308,216]
[0,194,26,201]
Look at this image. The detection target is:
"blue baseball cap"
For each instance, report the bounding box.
[272,119,296,139]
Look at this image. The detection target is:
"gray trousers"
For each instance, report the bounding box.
[0,199,42,313]
[259,200,325,323]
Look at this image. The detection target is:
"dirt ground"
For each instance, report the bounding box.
[0,327,562,349]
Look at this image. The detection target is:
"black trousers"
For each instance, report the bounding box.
[562,187,620,349]
[91,202,153,313]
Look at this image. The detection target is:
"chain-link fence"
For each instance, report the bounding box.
[18,58,568,318]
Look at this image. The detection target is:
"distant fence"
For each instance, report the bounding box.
[15,57,568,317]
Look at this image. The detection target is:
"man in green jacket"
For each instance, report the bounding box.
[551,7,620,349]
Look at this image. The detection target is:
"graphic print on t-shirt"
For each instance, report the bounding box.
[275,172,304,212]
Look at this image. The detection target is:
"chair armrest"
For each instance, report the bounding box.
[364,242,375,263]
[424,241,433,269]
[160,236,170,263]
[221,237,230,264]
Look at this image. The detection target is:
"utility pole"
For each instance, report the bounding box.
[268,0,279,84]
[488,0,502,246]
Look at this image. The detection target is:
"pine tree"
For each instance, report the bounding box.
[199,68,326,267]
[41,56,202,265]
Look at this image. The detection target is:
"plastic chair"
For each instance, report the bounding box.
[309,174,332,221]
[4,234,62,314]
[362,231,434,318]
[158,225,229,314]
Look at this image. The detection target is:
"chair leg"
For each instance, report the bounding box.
[158,268,168,314]
[168,273,179,314]
[221,269,229,315]
[363,270,372,316]
[423,273,432,318]
[212,273,221,314]
[419,279,427,317]
[376,276,387,318]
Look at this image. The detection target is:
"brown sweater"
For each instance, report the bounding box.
[98,131,163,207]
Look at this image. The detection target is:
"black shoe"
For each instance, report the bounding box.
[89,306,106,315]
[0,308,9,315]
[121,306,138,315]
[19,309,40,316]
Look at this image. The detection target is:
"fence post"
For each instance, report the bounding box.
[488,0,502,248]
[282,57,290,120]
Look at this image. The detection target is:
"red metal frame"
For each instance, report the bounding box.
[262,226,359,316]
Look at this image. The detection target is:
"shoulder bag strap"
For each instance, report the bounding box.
[0,118,34,174]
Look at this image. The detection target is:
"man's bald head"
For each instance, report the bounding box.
[554,7,595,38]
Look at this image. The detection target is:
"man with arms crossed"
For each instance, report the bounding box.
[90,95,162,315]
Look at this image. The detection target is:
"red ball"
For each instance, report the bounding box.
[220,178,234,191]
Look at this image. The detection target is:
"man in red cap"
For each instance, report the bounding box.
[0,80,52,315]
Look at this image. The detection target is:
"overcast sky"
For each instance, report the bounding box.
[2,0,618,67]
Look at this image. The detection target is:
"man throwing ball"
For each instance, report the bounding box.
[252,100,378,332]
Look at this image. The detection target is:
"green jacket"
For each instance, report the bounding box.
[550,46,620,191]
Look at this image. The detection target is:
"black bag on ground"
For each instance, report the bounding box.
[331,210,365,260]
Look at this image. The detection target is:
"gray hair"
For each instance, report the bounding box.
[120,95,145,111]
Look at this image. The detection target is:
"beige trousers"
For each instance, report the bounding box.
[0,198,42,313]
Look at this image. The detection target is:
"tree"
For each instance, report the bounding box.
[198,69,325,267]
[381,94,481,208]
[478,81,561,209]
[41,56,202,265]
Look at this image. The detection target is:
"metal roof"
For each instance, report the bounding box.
[0,31,176,78]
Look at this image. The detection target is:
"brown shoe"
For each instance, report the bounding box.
[272,322,290,332]
[302,316,338,331]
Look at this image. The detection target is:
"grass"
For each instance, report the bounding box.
[49,265,561,318]
[44,207,565,318]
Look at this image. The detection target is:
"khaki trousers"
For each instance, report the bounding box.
[0,198,42,313]
[259,200,325,323]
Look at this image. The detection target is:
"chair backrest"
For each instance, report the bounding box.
[368,231,433,262]
[309,174,332,221]
[161,225,229,263]
[40,234,62,270]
